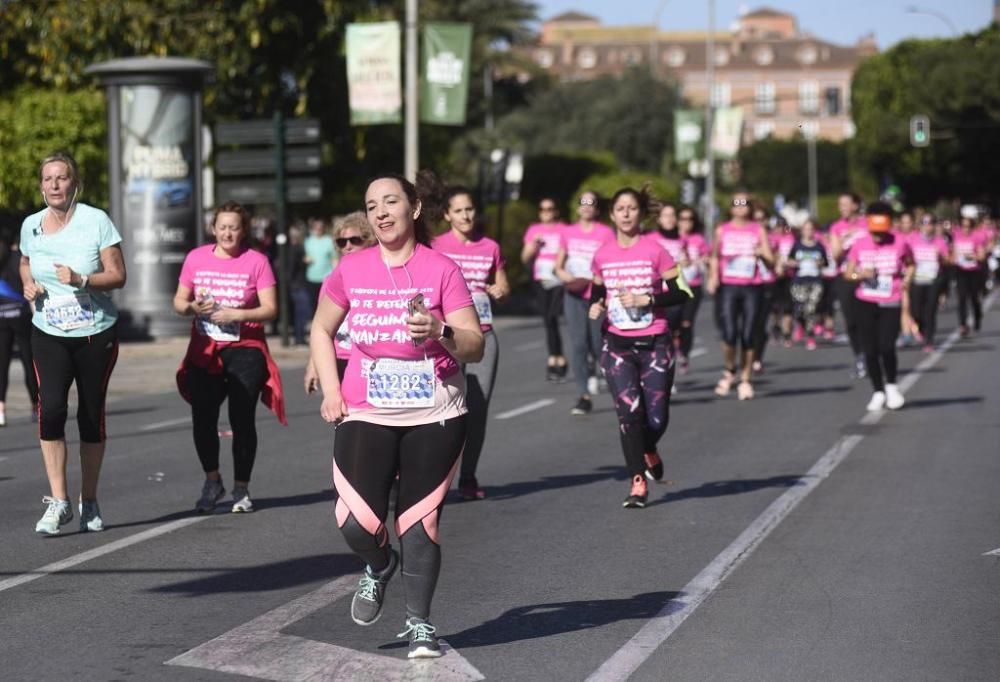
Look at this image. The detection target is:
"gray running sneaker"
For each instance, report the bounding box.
[397,618,442,659]
[351,548,399,626]
[231,486,253,513]
[195,479,225,513]
[79,500,104,532]
[35,496,73,535]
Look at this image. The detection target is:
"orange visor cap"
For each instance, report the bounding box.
[867,214,892,233]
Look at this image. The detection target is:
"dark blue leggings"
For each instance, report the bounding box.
[599,334,675,477]
[718,284,763,350]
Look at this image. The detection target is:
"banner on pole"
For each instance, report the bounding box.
[346,22,402,125]
[711,107,744,159]
[420,22,472,126]
[674,109,703,163]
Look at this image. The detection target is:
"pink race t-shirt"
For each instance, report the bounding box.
[681,233,709,286]
[522,222,563,284]
[716,221,764,286]
[952,231,983,271]
[909,234,948,284]
[431,230,505,332]
[593,236,676,337]
[754,231,782,284]
[322,244,473,413]
[830,217,868,272]
[560,222,614,297]
[178,244,277,345]
[650,232,685,264]
[847,233,911,305]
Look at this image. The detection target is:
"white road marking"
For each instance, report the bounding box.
[982,548,1000,557]
[0,517,208,594]
[513,339,545,351]
[0,456,8,463]
[494,398,556,420]
[138,417,191,432]
[688,347,707,359]
[167,574,484,681]
[587,294,994,681]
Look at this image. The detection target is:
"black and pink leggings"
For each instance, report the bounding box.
[599,333,676,478]
[333,415,466,621]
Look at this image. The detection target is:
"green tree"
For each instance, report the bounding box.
[737,136,849,203]
[849,27,1000,205]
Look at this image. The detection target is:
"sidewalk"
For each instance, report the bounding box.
[1,316,539,422]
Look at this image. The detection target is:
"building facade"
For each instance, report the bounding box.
[521,7,878,144]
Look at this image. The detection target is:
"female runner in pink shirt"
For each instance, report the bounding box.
[309,172,484,659]
[588,187,692,508]
[432,186,509,500]
[952,216,986,336]
[677,206,709,372]
[521,198,567,380]
[907,214,949,351]
[844,202,914,412]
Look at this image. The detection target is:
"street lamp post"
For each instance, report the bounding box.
[904,5,959,36]
[704,0,716,241]
[404,0,418,181]
[650,0,669,79]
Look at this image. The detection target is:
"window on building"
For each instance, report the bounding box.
[577,48,597,69]
[755,82,775,115]
[754,121,776,140]
[824,87,842,116]
[666,47,686,67]
[797,45,818,65]
[753,46,774,66]
[534,50,554,69]
[623,49,641,65]
[799,81,819,114]
[714,47,730,66]
[711,82,731,108]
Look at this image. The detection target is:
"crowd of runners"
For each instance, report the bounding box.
[7,150,998,660]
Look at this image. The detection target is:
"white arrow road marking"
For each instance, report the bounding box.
[166,575,485,681]
[982,548,1000,557]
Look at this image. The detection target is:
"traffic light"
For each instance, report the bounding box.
[910,115,930,147]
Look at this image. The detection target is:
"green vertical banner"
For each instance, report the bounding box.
[674,109,703,163]
[421,22,472,126]
[346,22,402,125]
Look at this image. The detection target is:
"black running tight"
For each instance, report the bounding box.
[855,300,900,392]
[599,334,675,478]
[679,285,703,358]
[535,283,564,357]
[186,347,267,482]
[955,269,983,330]
[909,282,941,345]
[0,314,37,404]
[333,415,466,620]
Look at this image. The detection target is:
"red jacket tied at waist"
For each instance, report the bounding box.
[176,324,287,426]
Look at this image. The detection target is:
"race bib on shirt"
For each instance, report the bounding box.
[682,264,701,283]
[860,274,893,299]
[797,258,820,278]
[566,255,594,279]
[44,293,95,331]
[472,290,493,325]
[724,256,756,279]
[196,317,240,342]
[535,260,556,283]
[607,296,653,330]
[915,260,940,283]
[366,358,435,408]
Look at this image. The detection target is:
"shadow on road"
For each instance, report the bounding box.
[382,590,684,650]
[483,466,625,501]
[649,474,805,507]
[759,385,852,399]
[900,395,983,409]
[149,553,358,595]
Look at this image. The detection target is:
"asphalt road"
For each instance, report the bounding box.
[1,297,998,681]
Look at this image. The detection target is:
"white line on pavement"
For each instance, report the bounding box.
[982,548,1000,557]
[587,294,994,681]
[138,417,191,432]
[689,347,707,359]
[0,517,208,594]
[494,398,556,420]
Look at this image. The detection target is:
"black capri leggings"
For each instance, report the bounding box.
[333,415,466,620]
[535,282,564,357]
[909,281,941,345]
[855,300,901,392]
[718,284,763,350]
[679,285,703,358]
[186,347,267,482]
[32,324,119,442]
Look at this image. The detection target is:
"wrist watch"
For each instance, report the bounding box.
[79,274,89,289]
[437,323,454,341]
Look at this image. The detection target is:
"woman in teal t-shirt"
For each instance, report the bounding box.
[19,151,127,535]
[303,217,336,307]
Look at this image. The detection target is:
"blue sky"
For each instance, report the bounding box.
[534,0,994,48]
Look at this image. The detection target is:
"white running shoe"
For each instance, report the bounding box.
[884,384,905,410]
[35,497,72,535]
[231,486,254,513]
[79,500,104,532]
[866,391,887,412]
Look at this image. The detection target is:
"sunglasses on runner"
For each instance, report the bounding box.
[579,197,597,207]
[732,198,749,207]
[335,236,365,248]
